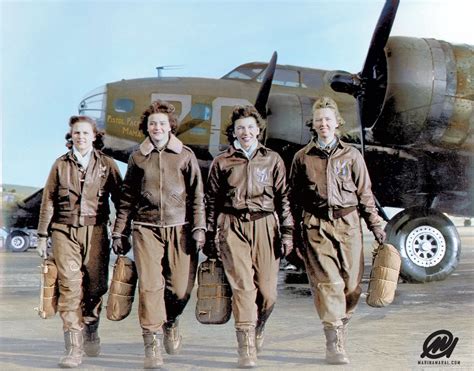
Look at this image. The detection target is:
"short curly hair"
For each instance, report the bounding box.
[139,100,178,137]
[225,105,266,144]
[306,96,345,131]
[67,115,104,149]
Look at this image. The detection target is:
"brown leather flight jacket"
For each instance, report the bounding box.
[206,143,293,235]
[289,138,382,230]
[37,149,123,236]
[113,135,206,234]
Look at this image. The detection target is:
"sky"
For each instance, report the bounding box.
[1,0,473,188]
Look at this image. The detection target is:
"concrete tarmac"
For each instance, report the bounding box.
[1,225,473,370]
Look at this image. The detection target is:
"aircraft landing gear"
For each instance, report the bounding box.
[385,207,461,283]
[6,230,30,252]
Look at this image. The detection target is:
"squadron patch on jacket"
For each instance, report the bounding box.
[99,164,107,178]
[255,167,269,183]
[334,160,350,177]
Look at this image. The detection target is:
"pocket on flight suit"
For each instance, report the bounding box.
[57,187,72,210]
[300,212,320,253]
[336,178,358,205]
[303,212,320,229]
[216,213,232,252]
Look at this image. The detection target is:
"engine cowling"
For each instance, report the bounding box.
[372,36,473,150]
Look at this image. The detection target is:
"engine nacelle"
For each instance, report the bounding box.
[372,36,473,150]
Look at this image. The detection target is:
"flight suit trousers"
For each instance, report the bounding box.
[218,213,280,329]
[301,210,364,329]
[132,224,198,334]
[52,223,110,332]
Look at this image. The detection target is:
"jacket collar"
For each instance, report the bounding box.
[305,136,346,155]
[66,148,100,162]
[224,141,268,158]
[139,134,183,156]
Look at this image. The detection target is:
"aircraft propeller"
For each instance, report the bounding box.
[255,51,278,118]
[330,0,400,156]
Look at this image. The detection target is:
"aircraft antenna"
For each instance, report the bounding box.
[155,65,184,78]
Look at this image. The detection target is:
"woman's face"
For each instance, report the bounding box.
[233,116,260,150]
[148,113,171,143]
[312,107,338,142]
[71,121,95,155]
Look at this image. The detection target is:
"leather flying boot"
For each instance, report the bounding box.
[83,322,100,357]
[236,327,257,368]
[163,320,182,355]
[255,305,273,354]
[341,317,350,350]
[58,331,84,368]
[255,321,265,354]
[324,327,349,365]
[143,332,164,369]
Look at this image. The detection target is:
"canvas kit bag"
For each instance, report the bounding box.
[195,258,232,324]
[36,258,59,319]
[366,243,401,307]
[106,255,138,321]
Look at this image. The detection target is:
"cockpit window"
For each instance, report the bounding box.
[223,63,319,89]
[190,103,212,120]
[301,70,324,89]
[114,98,135,113]
[78,85,107,129]
[222,67,264,80]
[257,68,300,88]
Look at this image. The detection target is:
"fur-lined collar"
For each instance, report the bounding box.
[139,135,183,156]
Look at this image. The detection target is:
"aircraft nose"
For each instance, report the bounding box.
[78,85,107,130]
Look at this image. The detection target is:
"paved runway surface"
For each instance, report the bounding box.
[1,224,473,370]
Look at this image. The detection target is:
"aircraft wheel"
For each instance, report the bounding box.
[6,230,30,252]
[385,207,460,283]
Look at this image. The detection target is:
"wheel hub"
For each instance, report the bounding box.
[12,236,26,249]
[405,225,446,267]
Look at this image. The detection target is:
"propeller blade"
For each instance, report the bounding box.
[361,0,400,79]
[330,0,398,128]
[255,51,278,118]
[356,95,366,157]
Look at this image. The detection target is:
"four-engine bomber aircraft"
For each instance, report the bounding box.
[9,0,473,283]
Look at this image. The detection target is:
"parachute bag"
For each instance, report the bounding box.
[195,258,232,324]
[366,243,402,308]
[36,258,59,319]
[106,255,138,321]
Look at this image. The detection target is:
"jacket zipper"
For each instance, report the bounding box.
[159,150,163,226]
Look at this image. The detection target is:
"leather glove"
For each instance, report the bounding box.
[372,227,386,245]
[112,235,132,255]
[281,235,294,257]
[202,231,218,259]
[192,229,206,250]
[36,237,48,259]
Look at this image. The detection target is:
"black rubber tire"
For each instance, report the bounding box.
[6,230,30,252]
[385,207,460,283]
